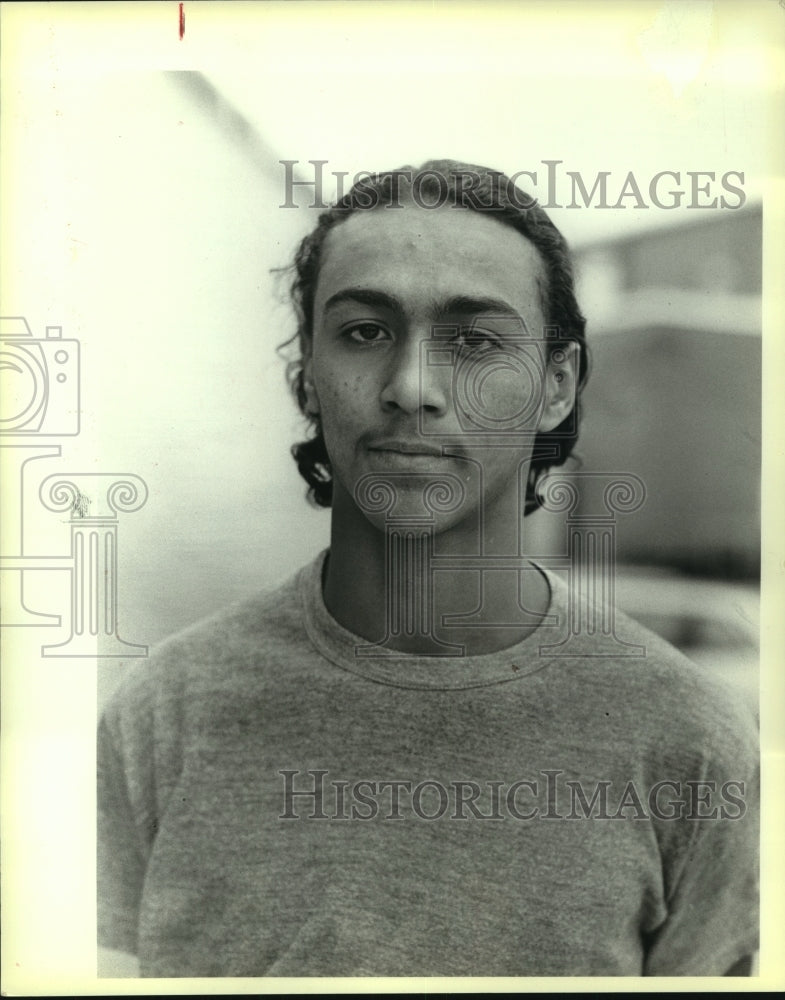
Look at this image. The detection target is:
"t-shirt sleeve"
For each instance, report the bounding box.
[97,719,145,954]
[98,714,146,954]
[643,723,759,975]
[97,702,158,956]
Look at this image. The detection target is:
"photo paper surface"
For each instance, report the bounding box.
[1,1,782,993]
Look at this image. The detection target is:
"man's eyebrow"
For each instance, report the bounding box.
[440,294,524,321]
[321,289,525,324]
[321,288,405,319]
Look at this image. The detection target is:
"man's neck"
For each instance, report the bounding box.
[323,484,550,657]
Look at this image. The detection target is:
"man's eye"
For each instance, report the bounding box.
[345,323,389,344]
[454,327,501,353]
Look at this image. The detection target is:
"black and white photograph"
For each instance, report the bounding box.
[1,0,783,992]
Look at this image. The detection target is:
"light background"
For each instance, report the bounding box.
[1,0,783,994]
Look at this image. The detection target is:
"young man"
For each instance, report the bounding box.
[98,161,758,977]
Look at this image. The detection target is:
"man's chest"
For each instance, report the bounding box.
[137,731,667,977]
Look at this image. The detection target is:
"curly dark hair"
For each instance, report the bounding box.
[280,159,590,513]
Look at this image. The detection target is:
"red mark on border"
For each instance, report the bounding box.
[179,3,185,40]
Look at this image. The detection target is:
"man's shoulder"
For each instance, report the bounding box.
[542,571,758,763]
[607,613,755,766]
[101,554,320,725]
[157,560,311,660]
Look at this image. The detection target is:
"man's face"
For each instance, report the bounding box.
[307,203,570,534]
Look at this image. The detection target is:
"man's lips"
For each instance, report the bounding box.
[366,439,447,457]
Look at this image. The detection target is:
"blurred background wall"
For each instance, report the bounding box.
[574,210,761,577]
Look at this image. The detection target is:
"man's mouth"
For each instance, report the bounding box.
[367,439,447,458]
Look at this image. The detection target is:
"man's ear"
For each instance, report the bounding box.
[302,356,321,417]
[538,342,579,433]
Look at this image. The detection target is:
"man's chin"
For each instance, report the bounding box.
[351,469,470,525]
[359,505,474,544]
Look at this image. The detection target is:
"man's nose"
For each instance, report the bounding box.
[379,333,448,416]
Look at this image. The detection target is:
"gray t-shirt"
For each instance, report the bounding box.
[98,551,758,976]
